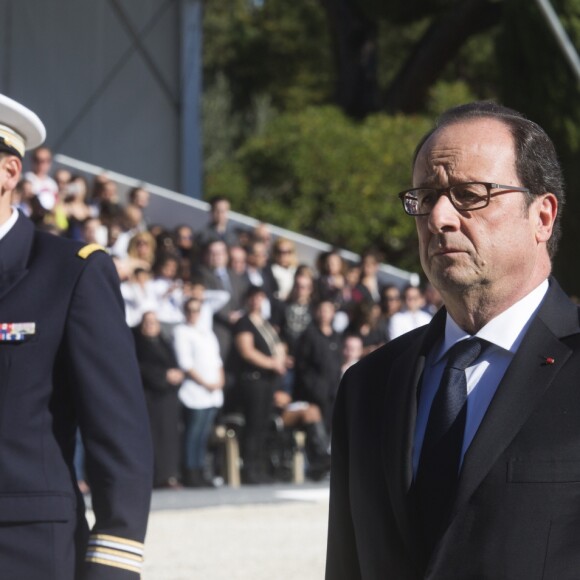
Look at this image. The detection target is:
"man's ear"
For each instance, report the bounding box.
[535,193,558,244]
[0,155,22,194]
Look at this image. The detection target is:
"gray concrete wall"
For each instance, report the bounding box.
[0,0,182,190]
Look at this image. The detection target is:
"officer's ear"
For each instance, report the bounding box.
[0,154,22,193]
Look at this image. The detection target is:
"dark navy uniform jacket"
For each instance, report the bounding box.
[0,213,153,579]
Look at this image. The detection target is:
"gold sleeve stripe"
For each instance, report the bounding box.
[89,534,144,551]
[87,547,143,562]
[77,243,106,259]
[85,556,141,574]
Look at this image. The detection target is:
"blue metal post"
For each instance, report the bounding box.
[181,0,203,199]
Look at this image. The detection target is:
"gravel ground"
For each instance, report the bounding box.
[143,501,328,580]
[94,484,330,580]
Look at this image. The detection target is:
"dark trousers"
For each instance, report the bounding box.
[239,376,275,476]
[183,406,219,470]
[147,392,181,485]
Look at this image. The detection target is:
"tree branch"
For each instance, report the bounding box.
[384,0,502,114]
[320,0,380,118]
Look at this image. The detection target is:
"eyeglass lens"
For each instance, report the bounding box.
[404,183,489,215]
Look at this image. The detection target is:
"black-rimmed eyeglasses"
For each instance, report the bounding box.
[398,182,530,216]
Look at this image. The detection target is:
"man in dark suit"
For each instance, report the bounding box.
[195,195,239,248]
[326,102,577,579]
[0,94,152,579]
[196,239,250,362]
[294,300,342,433]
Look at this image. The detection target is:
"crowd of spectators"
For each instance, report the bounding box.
[18,146,443,488]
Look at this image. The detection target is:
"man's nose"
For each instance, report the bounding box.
[427,193,461,233]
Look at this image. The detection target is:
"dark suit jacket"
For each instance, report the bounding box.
[326,278,580,580]
[0,214,152,579]
[195,265,250,362]
[294,323,342,431]
[133,331,182,487]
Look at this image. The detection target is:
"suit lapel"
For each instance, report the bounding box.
[0,213,34,301]
[452,280,580,517]
[382,309,446,554]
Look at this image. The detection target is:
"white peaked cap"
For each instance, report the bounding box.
[0,94,46,158]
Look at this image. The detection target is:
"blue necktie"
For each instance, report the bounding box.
[416,338,488,556]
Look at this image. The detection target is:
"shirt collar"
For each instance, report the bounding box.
[0,208,19,241]
[434,279,550,364]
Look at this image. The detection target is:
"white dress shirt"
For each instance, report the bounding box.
[412,280,549,477]
[120,280,158,327]
[174,322,224,410]
[271,263,296,300]
[389,309,433,340]
[150,278,185,324]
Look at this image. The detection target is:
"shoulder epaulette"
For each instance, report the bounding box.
[77,243,106,260]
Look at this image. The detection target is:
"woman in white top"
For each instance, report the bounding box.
[173,297,225,487]
[121,267,158,328]
[151,255,185,327]
[270,237,297,301]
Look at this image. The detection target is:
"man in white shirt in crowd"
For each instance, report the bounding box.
[388,284,433,339]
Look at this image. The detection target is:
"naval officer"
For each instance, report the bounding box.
[0,94,153,579]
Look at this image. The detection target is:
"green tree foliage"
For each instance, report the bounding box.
[376,17,432,90]
[202,0,334,186]
[203,0,333,114]
[359,0,462,22]
[206,106,432,271]
[202,0,580,291]
[496,0,580,292]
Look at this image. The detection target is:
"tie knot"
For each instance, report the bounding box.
[445,338,487,371]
